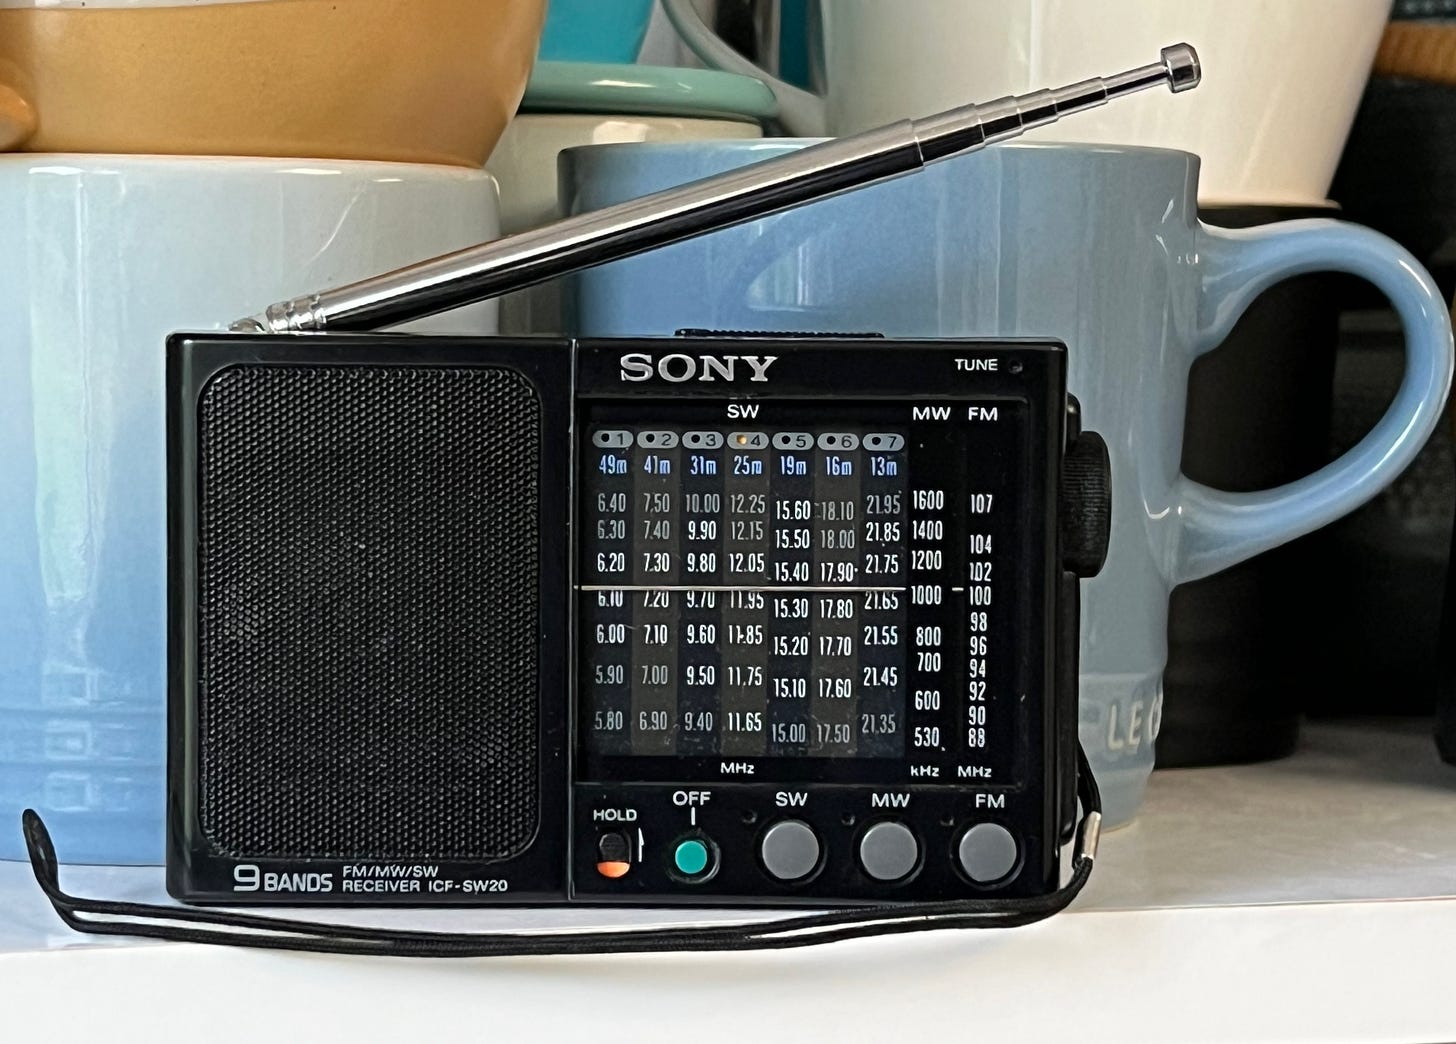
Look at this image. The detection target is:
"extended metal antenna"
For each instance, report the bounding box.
[234,44,1200,334]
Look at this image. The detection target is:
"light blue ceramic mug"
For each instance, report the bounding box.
[560,139,1455,826]
[0,156,502,865]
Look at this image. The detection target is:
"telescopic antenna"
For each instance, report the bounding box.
[233,44,1200,334]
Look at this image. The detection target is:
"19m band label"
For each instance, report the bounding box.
[230,864,511,895]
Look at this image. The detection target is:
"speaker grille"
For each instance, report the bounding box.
[196,365,541,861]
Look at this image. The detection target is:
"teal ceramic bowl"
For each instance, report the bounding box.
[539,0,655,64]
[522,61,778,122]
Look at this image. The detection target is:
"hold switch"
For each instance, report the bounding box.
[596,830,633,879]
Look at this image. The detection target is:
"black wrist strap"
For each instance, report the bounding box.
[21,746,1101,958]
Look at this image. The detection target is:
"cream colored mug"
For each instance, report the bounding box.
[665,0,1393,203]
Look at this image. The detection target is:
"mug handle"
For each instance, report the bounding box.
[0,82,36,151]
[660,0,826,135]
[1173,218,1455,585]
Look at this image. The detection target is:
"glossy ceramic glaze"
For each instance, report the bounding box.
[522,61,778,121]
[0,157,501,865]
[490,112,761,333]
[560,140,1454,824]
[539,0,654,63]
[0,0,546,166]
[664,0,1392,204]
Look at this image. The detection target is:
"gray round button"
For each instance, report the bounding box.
[858,821,919,882]
[759,819,821,881]
[958,823,1019,883]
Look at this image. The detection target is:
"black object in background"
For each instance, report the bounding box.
[1317,77,1456,721]
[1308,313,1454,716]
[1156,205,1340,769]
[1393,0,1456,20]
[1332,78,1456,300]
[1438,434,1456,761]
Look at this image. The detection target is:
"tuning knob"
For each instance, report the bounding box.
[1060,431,1112,579]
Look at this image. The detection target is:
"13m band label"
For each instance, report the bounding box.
[578,399,1030,787]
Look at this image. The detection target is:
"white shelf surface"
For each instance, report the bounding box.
[2,718,1454,1043]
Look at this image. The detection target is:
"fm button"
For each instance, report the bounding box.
[958,823,1019,884]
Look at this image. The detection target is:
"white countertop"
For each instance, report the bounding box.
[2,718,1453,1043]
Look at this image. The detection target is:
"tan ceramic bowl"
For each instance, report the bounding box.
[0,0,546,166]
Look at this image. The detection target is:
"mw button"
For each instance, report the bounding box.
[858,821,919,882]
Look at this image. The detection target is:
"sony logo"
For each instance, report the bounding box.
[619,352,778,383]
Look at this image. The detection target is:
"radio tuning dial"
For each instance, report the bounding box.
[1060,431,1112,578]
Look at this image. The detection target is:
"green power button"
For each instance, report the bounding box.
[673,838,711,877]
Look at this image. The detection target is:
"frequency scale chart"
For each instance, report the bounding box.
[578,400,1028,787]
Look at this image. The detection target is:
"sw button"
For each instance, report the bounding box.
[758,820,820,882]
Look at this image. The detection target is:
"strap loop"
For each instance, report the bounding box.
[22,746,1099,957]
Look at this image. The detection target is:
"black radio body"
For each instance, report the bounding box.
[166,333,1107,908]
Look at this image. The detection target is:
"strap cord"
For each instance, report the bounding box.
[22,746,1100,958]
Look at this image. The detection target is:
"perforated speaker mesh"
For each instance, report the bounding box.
[196,364,541,861]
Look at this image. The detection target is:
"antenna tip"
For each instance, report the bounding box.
[1161,43,1200,93]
